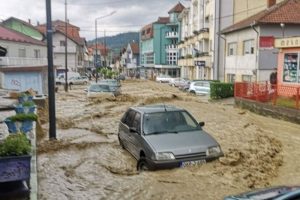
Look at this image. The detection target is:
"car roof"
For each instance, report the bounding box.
[131,104,185,114]
[225,186,300,200]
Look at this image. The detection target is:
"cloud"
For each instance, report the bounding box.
[0,0,188,40]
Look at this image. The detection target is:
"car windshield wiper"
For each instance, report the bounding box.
[145,130,178,135]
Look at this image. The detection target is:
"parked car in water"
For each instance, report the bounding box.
[68,76,89,85]
[156,75,174,83]
[86,83,119,98]
[98,79,121,90]
[189,80,211,95]
[118,104,223,171]
[224,186,300,200]
[169,78,190,87]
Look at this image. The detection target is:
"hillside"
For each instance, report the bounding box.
[89,32,139,54]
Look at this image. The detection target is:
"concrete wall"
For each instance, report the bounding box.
[53,32,78,70]
[235,98,300,124]
[215,0,234,81]
[225,28,257,81]
[0,40,47,58]
[233,0,285,23]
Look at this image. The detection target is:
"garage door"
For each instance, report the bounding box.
[4,72,43,94]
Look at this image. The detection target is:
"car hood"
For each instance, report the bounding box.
[144,130,219,155]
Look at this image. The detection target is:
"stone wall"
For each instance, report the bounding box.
[235,98,300,124]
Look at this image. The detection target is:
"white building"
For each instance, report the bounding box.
[0,25,48,94]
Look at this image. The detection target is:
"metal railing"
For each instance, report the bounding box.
[234,82,300,109]
[0,57,48,67]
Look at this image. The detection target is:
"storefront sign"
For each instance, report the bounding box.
[275,37,300,48]
[259,36,274,48]
[195,61,205,67]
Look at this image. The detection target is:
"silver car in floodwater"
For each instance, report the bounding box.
[118,104,223,171]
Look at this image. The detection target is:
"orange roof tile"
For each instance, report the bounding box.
[168,2,185,14]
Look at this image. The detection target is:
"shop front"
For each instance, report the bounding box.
[275,37,300,97]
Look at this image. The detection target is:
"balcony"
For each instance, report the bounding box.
[165,44,178,51]
[53,46,76,53]
[0,57,48,67]
[165,31,179,38]
[178,53,211,67]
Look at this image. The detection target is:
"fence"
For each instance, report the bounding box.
[234,82,300,109]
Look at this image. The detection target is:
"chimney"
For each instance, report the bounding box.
[28,19,31,24]
[267,0,276,8]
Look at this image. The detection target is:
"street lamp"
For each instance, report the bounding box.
[280,23,285,38]
[95,11,117,82]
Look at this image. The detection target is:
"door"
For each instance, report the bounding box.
[4,72,43,94]
[130,112,142,159]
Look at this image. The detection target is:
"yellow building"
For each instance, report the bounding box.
[233,0,285,23]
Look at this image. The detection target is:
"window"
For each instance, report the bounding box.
[132,113,141,133]
[18,48,26,57]
[283,53,299,83]
[242,75,252,82]
[60,40,66,46]
[34,49,41,58]
[228,43,237,56]
[243,40,255,55]
[227,74,236,83]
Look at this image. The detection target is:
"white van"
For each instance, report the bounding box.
[56,72,80,85]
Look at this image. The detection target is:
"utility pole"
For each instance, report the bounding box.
[46,0,57,140]
[64,0,68,92]
[95,19,98,83]
[104,30,107,67]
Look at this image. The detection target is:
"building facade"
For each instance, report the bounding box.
[37,20,87,75]
[222,0,300,83]
[122,42,140,77]
[140,3,184,79]
[0,25,48,94]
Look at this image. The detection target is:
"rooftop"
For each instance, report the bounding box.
[168,2,185,14]
[222,0,300,34]
[132,104,184,114]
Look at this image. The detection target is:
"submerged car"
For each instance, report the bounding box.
[169,78,189,87]
[98,79,121,91]
[86,83,119,98]
[224,186,300,200]
[118,104,223,171]
[156,75,174,83]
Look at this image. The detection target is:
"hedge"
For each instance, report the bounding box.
[210,82,234,99]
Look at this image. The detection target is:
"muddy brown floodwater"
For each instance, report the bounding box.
[37,80,300,200]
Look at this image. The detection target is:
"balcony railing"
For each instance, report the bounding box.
[165,44,177,50]
[165,31,179,38]
[0,57,48,67]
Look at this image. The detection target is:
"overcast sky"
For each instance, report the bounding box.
[0,0,188,40]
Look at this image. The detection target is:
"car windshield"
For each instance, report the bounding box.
[99,80,118,86]
[88,84,111,92]
[143,111,200,135]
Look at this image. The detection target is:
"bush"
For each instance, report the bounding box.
[22,101,35,107]
[210,82,234,99]
[0,134,31,157]
[8,113,38,122]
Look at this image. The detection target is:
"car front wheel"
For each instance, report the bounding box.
[137,158,150,171]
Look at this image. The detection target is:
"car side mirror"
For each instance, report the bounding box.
[199,122,205,127]
[129,127,137,133]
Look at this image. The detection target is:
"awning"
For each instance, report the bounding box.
[0,46,7,56]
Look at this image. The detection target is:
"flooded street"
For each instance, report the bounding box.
[37,80,300,200]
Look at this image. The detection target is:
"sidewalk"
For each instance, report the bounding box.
[0,91,38,200]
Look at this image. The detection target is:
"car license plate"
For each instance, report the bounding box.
[180,160,206,168]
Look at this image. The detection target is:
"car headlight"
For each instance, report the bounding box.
[206,146,221,156]
[154,152,175,161]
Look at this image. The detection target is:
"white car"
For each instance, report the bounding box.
[156,75,174,83]
[86,83,120,98]
[188,81,211,95]
[169,78,189,87]
[68,76,88,85]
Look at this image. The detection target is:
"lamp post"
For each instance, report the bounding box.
[94,11,116,82]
